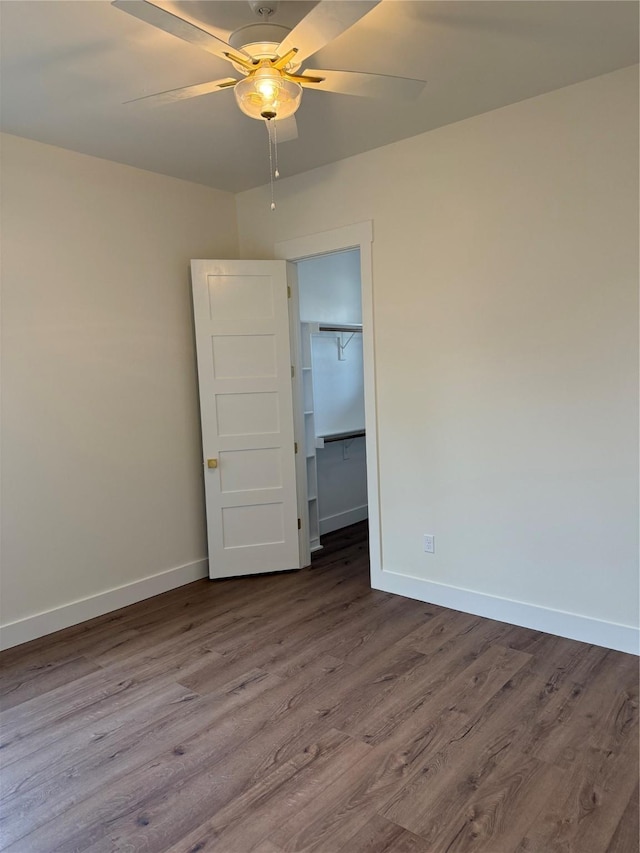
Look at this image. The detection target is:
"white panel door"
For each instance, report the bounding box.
[191,260,302,578]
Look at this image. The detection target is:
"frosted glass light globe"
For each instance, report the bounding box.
[235,67,302,121]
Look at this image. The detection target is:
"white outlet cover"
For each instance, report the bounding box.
[424,534,435,553]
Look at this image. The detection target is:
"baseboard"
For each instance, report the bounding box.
[5,554,636,655]
[372,569,639,656]
[320,505,369,536]
[0,558,209,651]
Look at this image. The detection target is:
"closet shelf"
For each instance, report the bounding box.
[318,429,366,446]
[318,323,363,333]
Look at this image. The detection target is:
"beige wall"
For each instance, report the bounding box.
[236,67,639,632]
[1,134,238,632]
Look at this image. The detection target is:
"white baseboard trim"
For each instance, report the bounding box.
[0,558,209,651]
[320,505,369,536]
[4,554,636,656]
[372,569,639,656]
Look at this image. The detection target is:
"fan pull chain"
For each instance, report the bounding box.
[266,120,276,211]
[273,119,280,179]
[266,119,281,211]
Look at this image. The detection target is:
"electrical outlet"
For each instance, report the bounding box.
[423,534,435,554]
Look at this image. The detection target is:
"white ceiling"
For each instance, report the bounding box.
[1,1,638,193]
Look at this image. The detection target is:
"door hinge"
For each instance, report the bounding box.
[287,285,291,299]
[298,518,302,530]
[294,442,298,454]
[291,365,295,378]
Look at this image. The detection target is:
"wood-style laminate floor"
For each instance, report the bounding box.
[1,522,638,853]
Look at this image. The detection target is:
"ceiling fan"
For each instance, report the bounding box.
[112,0,426,141]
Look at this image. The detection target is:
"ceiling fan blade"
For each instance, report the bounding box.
[111,1,251,64]
[276,1,380,65]
[300,69,426,100]
[272,115,298,143]
[125,77,237,106]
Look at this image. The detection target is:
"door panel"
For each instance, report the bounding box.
[216,391,280,436]
[222,503,285,548]
[191,260,302,579]
[219,448,283,493]
[211,335,277,379]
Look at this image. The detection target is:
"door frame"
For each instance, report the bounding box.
[275,221,381,582]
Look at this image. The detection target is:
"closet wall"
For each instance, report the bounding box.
[297,250,368,537]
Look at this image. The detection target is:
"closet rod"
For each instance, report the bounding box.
[318,323,363,333]
[321,429,366,444]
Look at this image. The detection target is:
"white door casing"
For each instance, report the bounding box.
[191,260,302,579]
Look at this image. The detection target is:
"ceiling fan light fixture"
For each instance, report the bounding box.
[234,67,302,121]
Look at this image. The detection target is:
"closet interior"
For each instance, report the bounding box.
[296,249,368,552]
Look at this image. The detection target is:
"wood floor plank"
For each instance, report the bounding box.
[264,590,405,678]
[397,608,483,654]
[0,654,102,711]
[160,729,372,853]
[79,722,369,853]
[514,742,639,852]
[178,641,283,695]
[501,629,611,689]
[529,648,639,769]
[324,596,436,668]
[3,655,358,852]
[0,680,197,800]
[606,783,639,853]
[0,665,201,770]
[203,578,384,664]
[198,589,390,689]
[267,709,498,853]
[249,842,285,853]
[267,743,412,852]
[175,581,393,697]
[0,669,280,848]
[267,656,533,853]
[0,522,636,853]
[428,751,564,853]
[379,665,561,841]
[341,642,531,748]
[309,644,430,734]
[337,814,430,853]
[0,643,225,764]
[88,570,356,669]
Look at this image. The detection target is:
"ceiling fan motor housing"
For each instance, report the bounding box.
[249,0,279,16]
[229,23,291,57]
[228,22,301,76]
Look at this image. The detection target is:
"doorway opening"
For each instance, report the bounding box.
[295,249,368,554]
[274,220,380,582]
